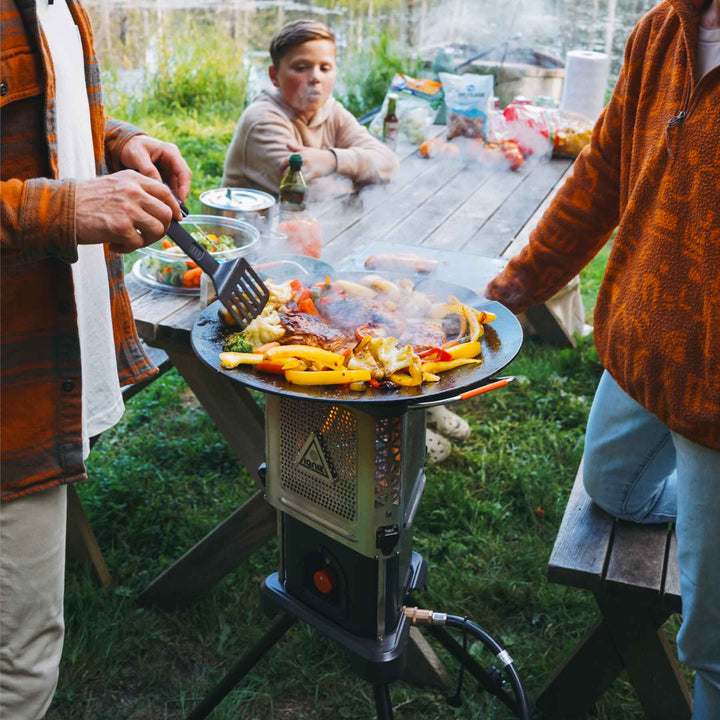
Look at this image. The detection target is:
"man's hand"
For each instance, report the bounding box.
[75,170,182,254]
[285,143,336,181]
[120,135,192,202]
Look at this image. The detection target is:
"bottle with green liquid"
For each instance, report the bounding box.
[279,153,308,216]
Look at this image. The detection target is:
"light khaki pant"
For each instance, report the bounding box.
[1,485,67,720]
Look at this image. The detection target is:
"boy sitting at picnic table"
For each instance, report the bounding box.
[223,19,470,462]
[222,19,398,197]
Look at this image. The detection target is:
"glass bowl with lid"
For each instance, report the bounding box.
[132,214,260,295]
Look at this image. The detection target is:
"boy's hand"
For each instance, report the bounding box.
[285,143,337,180]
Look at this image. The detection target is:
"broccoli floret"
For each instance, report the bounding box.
[223,332,253,354]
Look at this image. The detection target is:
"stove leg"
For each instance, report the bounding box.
[373,684,394,720]
[185,613,296,720]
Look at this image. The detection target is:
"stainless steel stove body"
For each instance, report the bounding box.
[264,395,427,641]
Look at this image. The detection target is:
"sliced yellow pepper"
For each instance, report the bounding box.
[422,358,482,374]
[476,309,497,324]
[265,344,345,369]
[447,341,482,360]
[284,369,371,386]
[422,371,441,382]
[220,352,265,368]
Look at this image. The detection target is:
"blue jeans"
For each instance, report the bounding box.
[584,370,720,720]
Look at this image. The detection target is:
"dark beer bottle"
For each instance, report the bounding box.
[382,94,399,150]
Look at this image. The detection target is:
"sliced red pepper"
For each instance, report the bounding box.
[290,278,302,293]
[297,297,320,316]
[368,378,381,388]
[355,325,371,341]
[255,361,286,375]
[418,347,453,361]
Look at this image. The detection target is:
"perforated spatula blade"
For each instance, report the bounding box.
[165,219,270,330]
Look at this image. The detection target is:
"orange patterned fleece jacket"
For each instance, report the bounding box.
[486,0,720,450]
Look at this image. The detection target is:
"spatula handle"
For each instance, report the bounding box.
[166,220,219,275]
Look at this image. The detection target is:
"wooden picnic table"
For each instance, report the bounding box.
[124,139,575,609]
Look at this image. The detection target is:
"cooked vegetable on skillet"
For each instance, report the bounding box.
[218,275,496,390]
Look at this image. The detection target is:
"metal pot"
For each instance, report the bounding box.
[199,187,277,230]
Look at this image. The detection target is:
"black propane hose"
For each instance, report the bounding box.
[403,608,531,720]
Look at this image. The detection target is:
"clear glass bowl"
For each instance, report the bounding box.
[132,214,260,295]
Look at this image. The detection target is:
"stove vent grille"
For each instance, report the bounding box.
[279,401,357,521]
[374,416,403,508]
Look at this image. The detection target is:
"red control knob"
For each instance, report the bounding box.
[313,568,335,594]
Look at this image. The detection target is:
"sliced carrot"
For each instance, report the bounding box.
[181,267,203,288]
[162,239,173,250]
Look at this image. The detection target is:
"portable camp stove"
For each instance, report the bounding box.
[186,270,523,720]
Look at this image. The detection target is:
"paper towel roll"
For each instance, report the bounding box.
[560,50,610,121]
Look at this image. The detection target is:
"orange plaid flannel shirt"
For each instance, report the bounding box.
[487,0,720,450]
[1,0,156,501]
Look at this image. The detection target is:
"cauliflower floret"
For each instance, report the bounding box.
[367,337,421,376]
[347,349,384,379]
[265,279,294,307]
[242,311,285,349]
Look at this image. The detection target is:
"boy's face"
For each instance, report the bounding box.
[269,40,337,122]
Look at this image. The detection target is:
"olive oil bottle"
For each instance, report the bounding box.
[279,153,308,216]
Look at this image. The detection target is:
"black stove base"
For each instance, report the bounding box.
[184,553,427,720]
[261,551,427,685]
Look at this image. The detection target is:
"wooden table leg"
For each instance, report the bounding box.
[139,489,276,609]
[598,598,692,720]
[66,484,113,588]
[136,342,270,606]
[163,343,266,484]
[535,596,692,720]
[534,616,625,718]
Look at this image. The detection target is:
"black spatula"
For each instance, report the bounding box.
[165,217,269,330]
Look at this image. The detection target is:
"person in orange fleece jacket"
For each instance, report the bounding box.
[486,0,719,714]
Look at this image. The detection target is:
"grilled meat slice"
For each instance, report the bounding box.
[278,313,350,353]
[398,320,446,352]
[319,298,404,336]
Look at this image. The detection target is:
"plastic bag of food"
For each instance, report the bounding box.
[439,72,494,140]
[370,74,444,145]
[502,102,594,158]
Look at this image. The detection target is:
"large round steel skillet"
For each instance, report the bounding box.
[191,267,523,410]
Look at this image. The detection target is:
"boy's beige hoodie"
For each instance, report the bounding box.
[222,89,399,196]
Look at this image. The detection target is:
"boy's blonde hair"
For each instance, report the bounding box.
[269,19,336,67]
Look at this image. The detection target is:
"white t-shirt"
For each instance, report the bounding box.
[698,24,720,80]
[36,0,124,460]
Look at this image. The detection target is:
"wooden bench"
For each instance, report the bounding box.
[534,461,692,719]
[65,343,173,587]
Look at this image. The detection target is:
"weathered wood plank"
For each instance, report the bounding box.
[465,157,572,257]
[547,463,615,592]
[422,166,527,252]
[662,530,682,614]
[502,161,574,260]
[604,520,669,605]
[125,273,196,344]
[323,159,466,264]
[385,163,496,246]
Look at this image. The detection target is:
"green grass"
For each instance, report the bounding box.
[47,43,676,720]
